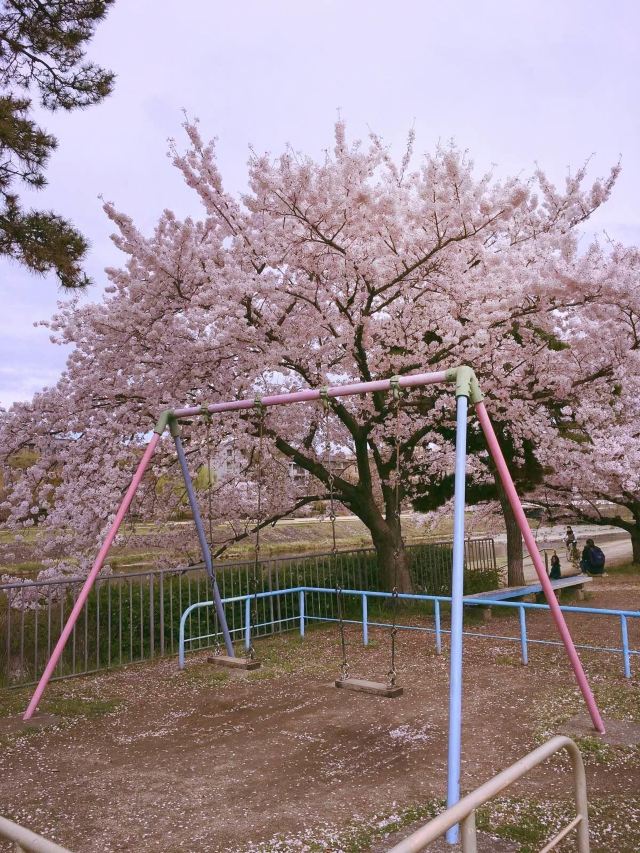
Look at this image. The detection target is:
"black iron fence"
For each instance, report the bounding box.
[0,538,497,687]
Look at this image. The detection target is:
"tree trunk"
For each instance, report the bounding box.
[370,524,413,593]
[630,524,640,565]
[348,485,414,593]
[494,475,525,587]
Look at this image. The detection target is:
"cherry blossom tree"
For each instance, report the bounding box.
[0,120,621,590]
[533,243,640,563]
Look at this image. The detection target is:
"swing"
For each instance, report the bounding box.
[206,402,262,671]
[322,383,404,698]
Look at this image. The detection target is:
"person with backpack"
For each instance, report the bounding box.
[580,539,607,576]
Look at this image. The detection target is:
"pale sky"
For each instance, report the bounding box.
[2,0,639,407]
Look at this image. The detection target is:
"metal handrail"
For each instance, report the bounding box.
[388,736,589,852]
[0,816,72,852]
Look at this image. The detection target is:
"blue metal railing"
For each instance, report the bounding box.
[179,586,639,677]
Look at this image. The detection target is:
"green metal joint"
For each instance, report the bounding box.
[455,365,474,399]
[445,366,484,403]
[153,409,177,436]
[469,371,484,404]
[445,367,458,384]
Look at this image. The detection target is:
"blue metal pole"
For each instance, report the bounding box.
[519,606,529,665]
[621,615,631,678]
[173,434,234,657]
[178,606,192,669]
[299,590,306,638]
[245,596,251,652]
[435,599,442,655]
[445,392,469,845]
[362,593,369,645]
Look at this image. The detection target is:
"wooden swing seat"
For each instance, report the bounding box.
[335,678,403,697]
[207,654,261,671]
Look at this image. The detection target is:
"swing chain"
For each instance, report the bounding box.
[388,586,399,687]
[201,405,222,653]
[249,395,265,660]
[389,377,402,686]
[202,409,215,555]
[321,387,338,555]
[322,387,348,681]
[336,585,349,681]
[390,375,402,527]
[212,609,222,656]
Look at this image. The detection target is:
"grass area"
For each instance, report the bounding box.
[593,682,640,723]
[336,801,444,852]
[45,695,121,718]
[494,653,524,668]
[0,513,491,578]
[181,665,230,688]
[477,796,640,852]
[248,632,328,680]
[181,634,330,684]
[0,683,121,721]
[0,685,38,718]
[0,683,121,749]
[534,681,640,748]
[572,735,629,765]
[0,527,41,545]
[228,799,445,852]
[477,797,574,850]
[608,561,640,575]
[0,561,43,577]
[237,794,640,851]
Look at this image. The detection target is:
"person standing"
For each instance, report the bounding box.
[564,526,579,563]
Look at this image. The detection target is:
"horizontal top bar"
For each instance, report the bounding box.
[172,370,449,418]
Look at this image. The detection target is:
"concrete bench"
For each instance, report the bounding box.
[464,574,592,616]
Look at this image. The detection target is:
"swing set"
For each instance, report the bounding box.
[21,365,606,842]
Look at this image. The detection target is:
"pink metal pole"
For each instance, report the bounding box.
[23,434,162,720]
[475,401,605,734]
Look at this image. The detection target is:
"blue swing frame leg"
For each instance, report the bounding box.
[174,434,235,657]
[445,393,469,844]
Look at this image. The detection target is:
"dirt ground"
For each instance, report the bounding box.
[1,574,639,853]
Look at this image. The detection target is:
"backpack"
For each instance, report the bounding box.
[589,546,605,569]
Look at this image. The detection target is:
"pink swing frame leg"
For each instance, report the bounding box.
[475,401,605,734]
[23,434,162,721]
